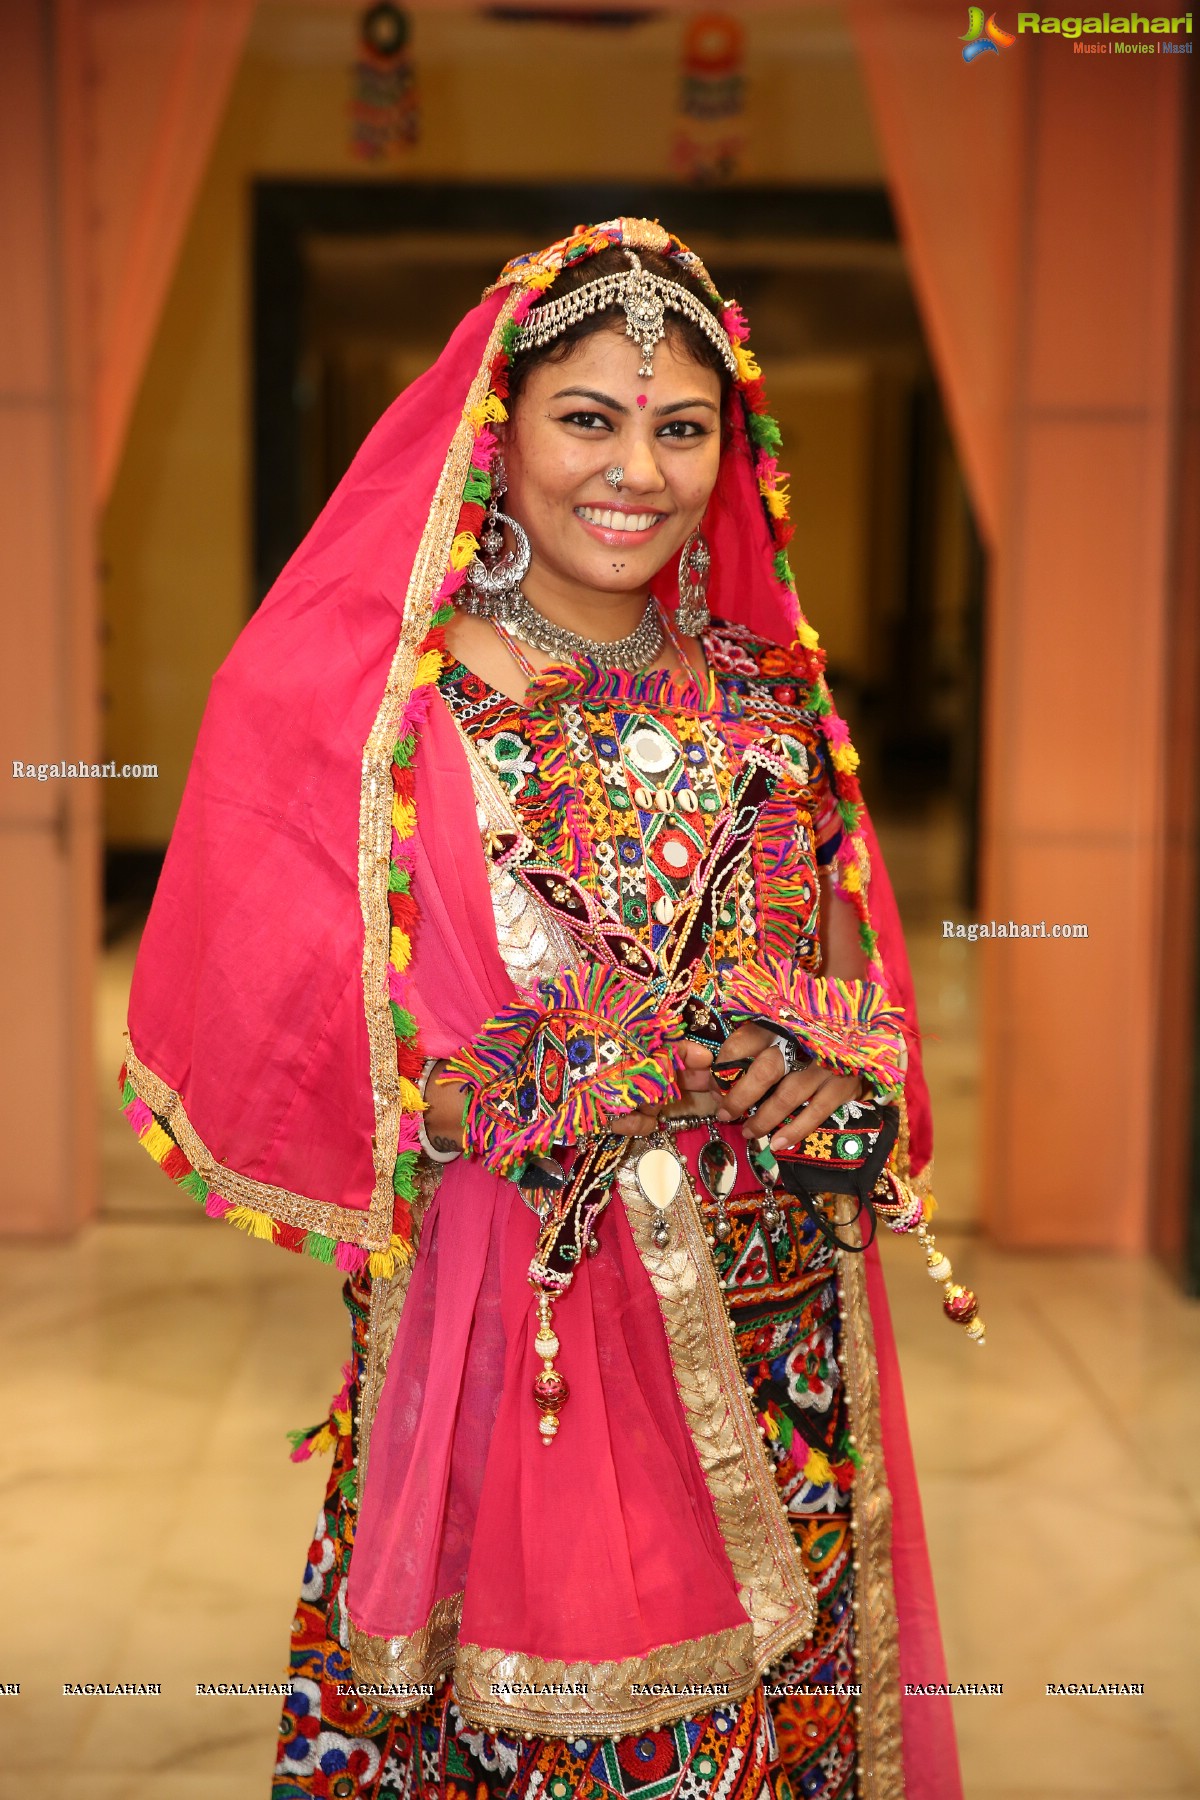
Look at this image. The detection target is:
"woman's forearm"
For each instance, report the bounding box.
[423,1062,469,1153]
[817,868,869,980]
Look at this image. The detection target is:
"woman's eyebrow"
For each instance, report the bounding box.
[550,387,719,416]
[551,386,626,411]
[655,397,719,416]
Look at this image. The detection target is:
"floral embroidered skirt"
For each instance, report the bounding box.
[272,1200,860,1800]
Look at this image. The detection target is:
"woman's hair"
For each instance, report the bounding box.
[506,243,733,407]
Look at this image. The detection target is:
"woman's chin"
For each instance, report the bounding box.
[566,548,681,595]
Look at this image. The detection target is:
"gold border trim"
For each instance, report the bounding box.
[452,1622,757,1738]
[347,1162,450,1713]
[617,1156,817,1664]
[356,290,525,1245]
[122,1035,375,1240]
[356,1161,440,1497]
[837,1202,905,1799]
[348,1591,463,1713]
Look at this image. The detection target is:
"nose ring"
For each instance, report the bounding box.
[604,466,624,491]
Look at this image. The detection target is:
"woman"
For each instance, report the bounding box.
[120,218,970,1799]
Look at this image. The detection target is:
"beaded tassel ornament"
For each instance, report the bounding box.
[872,1162,985,1344]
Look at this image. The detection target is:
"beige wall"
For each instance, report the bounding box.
[101,3,884,843]
[772,359,873,677]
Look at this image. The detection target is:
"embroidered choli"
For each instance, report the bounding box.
[438,617,843,1013]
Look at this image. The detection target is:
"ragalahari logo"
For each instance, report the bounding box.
[961,7,1018,57]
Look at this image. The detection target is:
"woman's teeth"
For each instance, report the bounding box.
[577,506,663,531]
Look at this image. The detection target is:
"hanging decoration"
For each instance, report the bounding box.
[349,3,419,160]
[671,12,747,185]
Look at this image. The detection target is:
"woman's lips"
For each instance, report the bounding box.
[574,504,669,546]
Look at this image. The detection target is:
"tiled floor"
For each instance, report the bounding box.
[4,822,1199,1798]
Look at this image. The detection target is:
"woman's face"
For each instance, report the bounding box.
[500,323,723,606]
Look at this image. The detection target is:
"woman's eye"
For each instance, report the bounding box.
[558,411,612,431]
[658,419,711,440]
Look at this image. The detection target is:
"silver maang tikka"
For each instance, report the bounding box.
[512,250,739,382]
[465,455,531,623]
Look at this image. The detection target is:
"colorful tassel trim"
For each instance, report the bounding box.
[723,963,908,1103]
[445,966,685,1181]
[756,1391,859,1493]
[381,296,539,1218]
[523,654,706,718]
[702,262,882,986]
[466,1054,678,1183]
[449,965,682,1085]
[117,1065,412,1277]
[287,1360,354,1462]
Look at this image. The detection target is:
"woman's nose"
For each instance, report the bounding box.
[618,433,668,493]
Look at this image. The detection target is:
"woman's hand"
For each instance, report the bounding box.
[603,1040,718,1137]
[713,1022,865,1152]
[432,1042,719,1147]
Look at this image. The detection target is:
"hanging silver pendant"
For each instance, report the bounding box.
[697,1128,737,1244]
[636,1143,683,1249]
[748,1135,783,1230]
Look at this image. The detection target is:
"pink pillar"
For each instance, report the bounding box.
[848,4,1192,1249]
[980,54,1186,1250]
[0,2,99,1237]
[0,0,254,1240]
[1150,58,1199,1276]
[86,0,256,505]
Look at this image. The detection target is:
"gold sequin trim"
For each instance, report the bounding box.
[895,1092,934,1199]
[347,1591,463,1710]
[836,1198,905,1799]
[348,1164,450,1709]
[617,1155,817,1665]
[452,1622,757,1739]
[121,1035,380,1242]
[357,1161,439,1497]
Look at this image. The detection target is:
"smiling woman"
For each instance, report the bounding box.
[444,243,732,705]
[120,217,961,1799]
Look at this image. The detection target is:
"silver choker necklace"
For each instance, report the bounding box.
[506,593,665,673]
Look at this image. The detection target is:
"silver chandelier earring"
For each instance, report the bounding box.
[676,526,711,636]
[466,454,530,622]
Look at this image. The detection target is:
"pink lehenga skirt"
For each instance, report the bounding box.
[270,1141,899,1800]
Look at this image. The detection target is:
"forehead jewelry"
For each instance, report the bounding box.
[604,465,624,490]
[636,394,648,408]
[514,249,738,380]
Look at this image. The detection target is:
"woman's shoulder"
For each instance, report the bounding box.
[703,616,816,699]
[703,616,835,791]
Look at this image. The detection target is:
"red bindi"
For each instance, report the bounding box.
[636,394,648,408]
